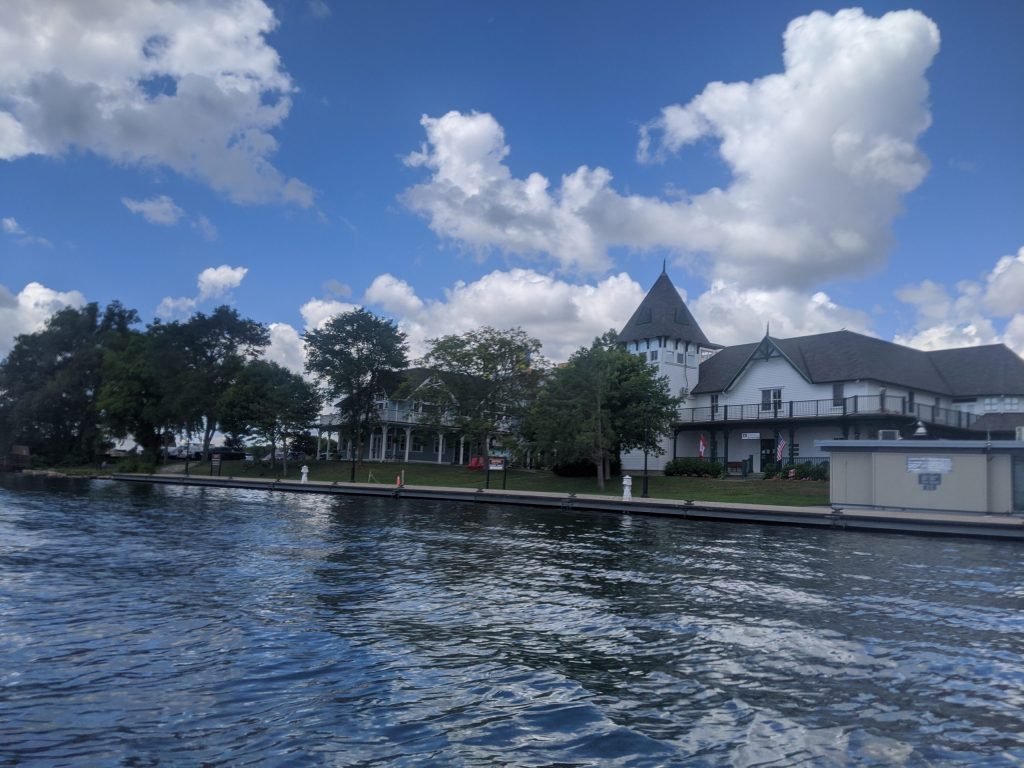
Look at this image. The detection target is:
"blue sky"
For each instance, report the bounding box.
[1,0,1022,366]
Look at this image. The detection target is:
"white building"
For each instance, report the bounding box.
[619,271,1024,473]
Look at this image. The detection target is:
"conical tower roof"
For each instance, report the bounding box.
[617,271,714,347]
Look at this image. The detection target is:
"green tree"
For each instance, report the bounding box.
[98,319,200,462]
[219,360,321,472]
[174,306,270,459]
[421,327,547,459]
[304,308,408,475]
[527,331,678,489]
[0,301,137,464]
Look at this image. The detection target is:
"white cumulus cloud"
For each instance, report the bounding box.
[2,215,51,246]
[403,8,939,290]
[157,264,248,318]
[363,269,646,362]
[894,246,1024,356]
[0,0,312,207]
[122,195,185,225]
[0,281,87,357]
[693,283,874,346]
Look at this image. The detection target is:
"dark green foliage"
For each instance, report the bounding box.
[421,326,546,459]
[526,331,678,490]
[219,359,321,469]
[553,457,621,477]
[763,461,828,480]
[0,301,137,464]
[664,458,723,478]
[305,308,408,467]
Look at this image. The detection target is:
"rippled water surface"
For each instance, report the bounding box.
[2,476,1023,766]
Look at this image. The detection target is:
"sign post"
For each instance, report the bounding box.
[486,455,507,489]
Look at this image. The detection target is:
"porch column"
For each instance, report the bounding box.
[316,428,322,461]
[788,427,796,464]
[458,435,465,465]
[723,430,729,466]
[404,427,412,463]
[437,431,445,464]
[380,424,389,461]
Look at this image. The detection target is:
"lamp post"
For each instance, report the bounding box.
[642,407,650,498]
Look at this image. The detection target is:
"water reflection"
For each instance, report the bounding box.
[1,475,1022,765]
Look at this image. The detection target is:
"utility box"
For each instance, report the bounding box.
[818,439,1024,515]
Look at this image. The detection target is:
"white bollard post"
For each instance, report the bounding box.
[300,465,309,484]
[622,474,633,501]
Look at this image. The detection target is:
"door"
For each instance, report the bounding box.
[760,438,776,471]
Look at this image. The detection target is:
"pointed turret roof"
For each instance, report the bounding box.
[617,271,715,347]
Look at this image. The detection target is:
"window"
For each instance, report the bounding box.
[761,388,782,412]
[832,383,844,407]
[711,394,719,416]
[1007,397,1021,412]
[985,396,1001,412]
[649,350,658,362]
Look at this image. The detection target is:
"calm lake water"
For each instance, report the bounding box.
[1,475,1023,766]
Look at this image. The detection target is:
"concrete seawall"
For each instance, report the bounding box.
[110,473,1024,540]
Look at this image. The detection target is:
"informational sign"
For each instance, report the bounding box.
[741,432,760,440]
[907,456,952,474]
[488,456,507,471]
[918,473,942,491]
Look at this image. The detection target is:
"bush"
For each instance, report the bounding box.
[553,458,621,477]
[664,458,723,478]
[763,461,828,480]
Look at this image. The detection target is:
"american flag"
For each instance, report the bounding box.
[698,434,707,458]
[776,437,787,462]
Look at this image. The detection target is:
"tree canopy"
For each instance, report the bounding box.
[527,331,679,489]
[304,308,408,467]
[420,326,547,458]
[0,302,137,464]
[219,360,321,469]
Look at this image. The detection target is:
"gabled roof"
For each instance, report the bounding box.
[617,271,715,348]
[927,345,1024,396]
[692,330,1024,397]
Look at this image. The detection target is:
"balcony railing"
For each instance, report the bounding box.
[319,407,457,429]
[679,394,979,429]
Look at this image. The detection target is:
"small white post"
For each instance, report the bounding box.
[622,475,633,501]
[300,465,309,484]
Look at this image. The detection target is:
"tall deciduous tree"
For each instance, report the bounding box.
[304,308,408,472]
[527,331,678,489]
[0,301,137,464]
[421,327,546,459]
[176,306,269,459]
[219,360,321,471]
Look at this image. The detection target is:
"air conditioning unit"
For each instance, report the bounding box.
[1016,426,1024,441]
[877,429,902,440]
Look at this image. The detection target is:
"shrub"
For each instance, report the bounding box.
[664,458,723,477]
[553,458,621,477]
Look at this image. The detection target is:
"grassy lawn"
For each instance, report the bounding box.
[164,459,830,507]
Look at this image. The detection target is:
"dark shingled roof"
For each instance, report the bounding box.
[692,330,1024,397]
[927,345,1024,396]
[969,412,1024,436]
[617,272,714,348]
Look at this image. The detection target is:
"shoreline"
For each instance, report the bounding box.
[104,472,1024,541]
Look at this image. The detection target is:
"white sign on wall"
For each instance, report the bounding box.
[741,433,760,440]
[907,456,952,474]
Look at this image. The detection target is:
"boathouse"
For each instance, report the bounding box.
[618,271,1024,473]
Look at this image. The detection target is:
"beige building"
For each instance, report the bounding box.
[820,439,1024,515]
